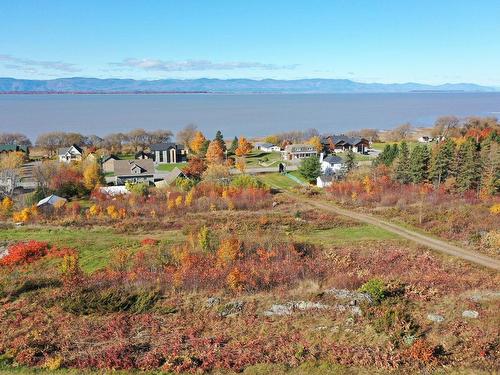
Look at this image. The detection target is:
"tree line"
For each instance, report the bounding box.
[374,131,499,195]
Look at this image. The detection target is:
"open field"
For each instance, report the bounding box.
[1,191,499,373]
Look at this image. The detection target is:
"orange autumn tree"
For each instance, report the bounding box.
[189,131,207,154]
[205,140,224,164]
[235,137,253,157]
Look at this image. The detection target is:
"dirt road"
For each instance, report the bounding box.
[293,195,500,271]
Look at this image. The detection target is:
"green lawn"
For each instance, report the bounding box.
[256,173,301,190]
[0,226,184,273]
[155,162,187,172]
[245,151,282,167]
[297,224,398,245]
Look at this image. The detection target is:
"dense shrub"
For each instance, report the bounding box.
[0,241,51,266]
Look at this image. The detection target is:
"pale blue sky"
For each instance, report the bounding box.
[1,0,499,85]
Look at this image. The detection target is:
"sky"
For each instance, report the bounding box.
[1,0,499,85]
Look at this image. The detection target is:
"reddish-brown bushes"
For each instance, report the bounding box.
[0,241,51,266]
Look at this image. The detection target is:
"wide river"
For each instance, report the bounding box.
[1,92,499,139]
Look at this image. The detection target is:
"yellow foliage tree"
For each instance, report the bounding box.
[362,176,373,194]
[227,267,246,292]
[1,196,13,215]
[308,136,323,153]
[205,140,224,164]
[235,137,253,157]
[83,162,103,190]
[185,188,195,207]
[189,131,207,154]
[236,158,246,173]
[175,195,183,207]
[217,237,241,266]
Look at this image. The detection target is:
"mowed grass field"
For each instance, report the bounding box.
[298,224,399,245]
[155,162,188,172]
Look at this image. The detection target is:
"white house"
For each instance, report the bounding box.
[255,142,281,152]
[418,136,433,143]
[58,145,83,163]
[320,153,344,175]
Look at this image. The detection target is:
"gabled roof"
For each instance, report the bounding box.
[321,135,368,146]
[323,155,344,164]
[37,194,67,207]
[113,159,154,176]
[150,143,182,151]
[102,154,120,163]
[58,144,83,156]
[259,143,277,148]
[135,150,153,158]
[155,167,186,187]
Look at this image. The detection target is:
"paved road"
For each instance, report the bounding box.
[291,194,500,272]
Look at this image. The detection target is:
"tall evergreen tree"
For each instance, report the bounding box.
[409,144,430,183]
[298,155,321,183]
[228,136,238,155]
[429,139,455,186]
[394,141,411,184]
[455,138,481,192]
[214,130,226,152]
[479,137,500,195]
[342,149,357,174]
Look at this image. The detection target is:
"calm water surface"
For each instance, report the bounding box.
[1,93,499,139]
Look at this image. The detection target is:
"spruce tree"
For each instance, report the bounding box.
[298,155,321,183]
[394,141,411,184]
[429,139,455,186]
[479,137,500,195]
[409,144,430,183]
[228,136,238,155]
[342,149,357,174]
[455,138,481,192]
[214,130,226,152]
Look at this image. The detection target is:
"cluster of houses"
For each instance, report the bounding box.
[55,142,187,186]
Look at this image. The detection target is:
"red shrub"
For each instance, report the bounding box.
[0,240,51,266]
[141,238,159,246]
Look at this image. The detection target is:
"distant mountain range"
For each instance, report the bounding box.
[0,77,497,93]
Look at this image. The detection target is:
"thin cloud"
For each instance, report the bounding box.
[0,54,80,73]
[110,58,298,71]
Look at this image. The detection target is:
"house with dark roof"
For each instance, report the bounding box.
[135,150,153,160]
[58,144,83,163]
[0,144,29,155]
[150,143,187,164]
[321,135,369,154]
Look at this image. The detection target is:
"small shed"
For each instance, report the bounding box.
[37,194,67,209]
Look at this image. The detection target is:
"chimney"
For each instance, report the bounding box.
[319,152,324,163]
